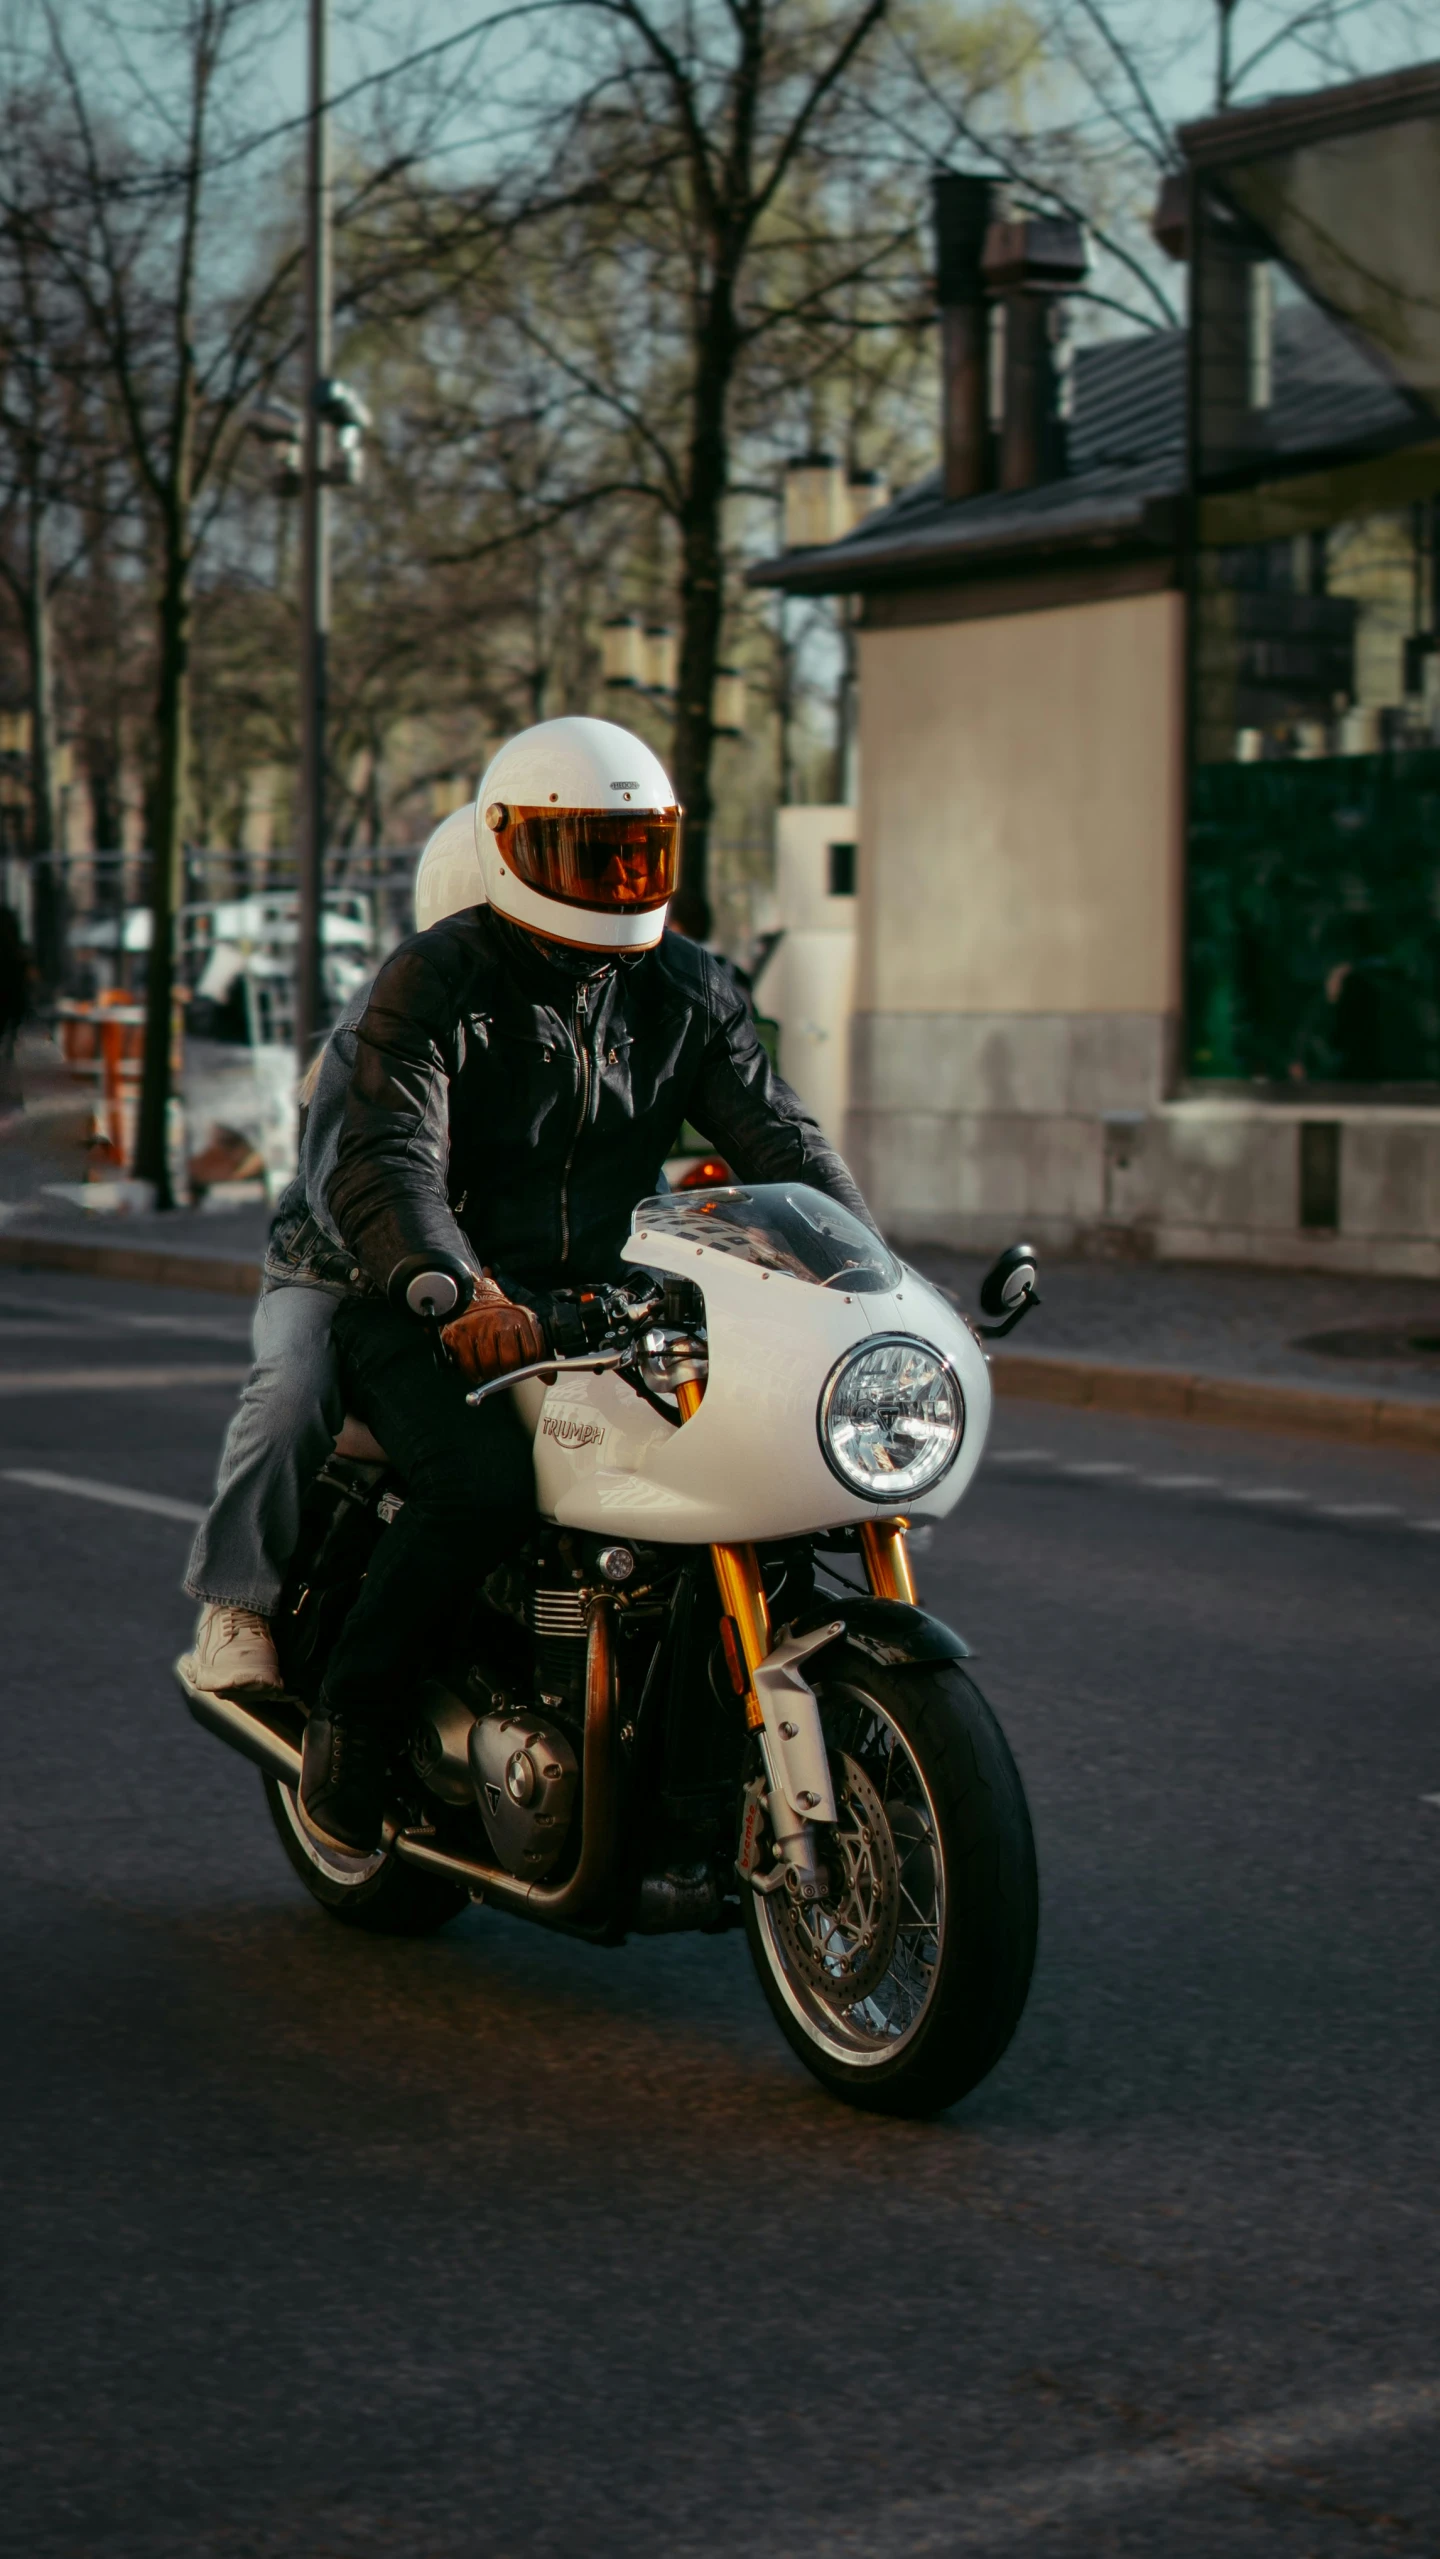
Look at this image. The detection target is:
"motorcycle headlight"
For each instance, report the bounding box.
[818,1334,964,1502]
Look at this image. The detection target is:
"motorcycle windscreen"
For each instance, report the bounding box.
[632,1182,901,1294]
[488,804,680,913]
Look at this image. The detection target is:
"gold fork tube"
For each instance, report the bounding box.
[709,1541,771,1732]
[859,1518,916,1605]
[673,1371,774,1731]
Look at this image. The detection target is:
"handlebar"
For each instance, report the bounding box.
[385,1252,478,1323]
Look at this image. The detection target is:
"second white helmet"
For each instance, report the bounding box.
[414,801,486,934]
[476,716,680,953]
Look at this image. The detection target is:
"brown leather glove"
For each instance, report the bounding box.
[441,1279,550,1385]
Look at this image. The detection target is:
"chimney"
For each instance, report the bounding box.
[982,216,1088,492]
[932,174,993,502]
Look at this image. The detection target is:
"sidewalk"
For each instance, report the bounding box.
[0,1029,271,1293]
[906,1243,1440,1450]
[3,1034,1438,1447]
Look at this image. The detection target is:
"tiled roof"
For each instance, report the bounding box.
[751,306,1426,596]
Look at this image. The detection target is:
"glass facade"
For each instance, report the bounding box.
[1186,86,1440,1086]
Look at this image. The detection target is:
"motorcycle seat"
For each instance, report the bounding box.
[334,1413,389,1464]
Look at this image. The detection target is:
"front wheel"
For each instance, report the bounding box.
[743,1653,1037,2116]
[262,1774,470,1936]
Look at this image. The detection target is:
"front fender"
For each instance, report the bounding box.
[789,1594,971,1669]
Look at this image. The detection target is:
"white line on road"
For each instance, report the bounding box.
[0,1364,246,1394]
[1,1468,205,1524]
[703,2375,1440,2556]
[985,1460,1440,1538]
[0,1291,252,1343]
[1422,1794,1440,1811]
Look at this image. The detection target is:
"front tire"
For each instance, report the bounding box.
[263,1774,470,1936]
[743,1654,1037,2116]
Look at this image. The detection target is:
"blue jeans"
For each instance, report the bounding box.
[184,1283,345,1616]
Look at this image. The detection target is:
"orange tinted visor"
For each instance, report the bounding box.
[487,802,681,914]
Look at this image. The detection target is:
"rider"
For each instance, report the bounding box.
[299,714,876,1858]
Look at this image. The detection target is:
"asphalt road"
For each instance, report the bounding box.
[2,1268,1438,2559]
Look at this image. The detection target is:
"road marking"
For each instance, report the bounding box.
[0,1364,246,1394]
[990,1453,1438,1537]
[707,2375,1440,2556]
[1,1468,206,1524]
[0,1293,251,1341]
[1422,1794,1440,1811]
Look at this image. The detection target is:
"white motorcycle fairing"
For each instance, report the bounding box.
[513,1215,992,1547]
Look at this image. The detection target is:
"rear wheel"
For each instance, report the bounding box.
[262,1774,470,1936]
[743,1653,1037,2116]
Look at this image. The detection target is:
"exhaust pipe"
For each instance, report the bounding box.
[176,1663,303,1786]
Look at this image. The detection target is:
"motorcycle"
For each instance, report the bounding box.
[178,1183,1042,2116]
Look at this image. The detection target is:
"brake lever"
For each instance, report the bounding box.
[465,1347,628,1408]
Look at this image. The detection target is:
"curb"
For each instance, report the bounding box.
[0,1233,260,1298]
[2,1229,1437,1453]
[992,1351,1440,1454]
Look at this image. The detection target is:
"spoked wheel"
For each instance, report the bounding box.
[263,1774,469,1936]
[743,1651,1037,2115]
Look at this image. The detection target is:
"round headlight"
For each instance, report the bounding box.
[818,1334,964,1501]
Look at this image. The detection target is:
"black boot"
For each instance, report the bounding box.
[299,1709,390,1856]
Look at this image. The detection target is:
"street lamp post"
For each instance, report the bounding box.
[296,0,331,1069]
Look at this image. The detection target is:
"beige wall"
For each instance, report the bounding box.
[855,588,1184,1017]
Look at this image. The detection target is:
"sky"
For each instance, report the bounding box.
[243,0,1440,174]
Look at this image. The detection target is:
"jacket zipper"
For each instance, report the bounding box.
[558,982,592,1265]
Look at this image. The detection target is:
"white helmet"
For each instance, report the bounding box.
[414,801,485,934]
[476,715,680,953]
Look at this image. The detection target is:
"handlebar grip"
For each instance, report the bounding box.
[386,1254,477,1322]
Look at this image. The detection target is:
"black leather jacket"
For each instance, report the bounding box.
[326,909,874,1298]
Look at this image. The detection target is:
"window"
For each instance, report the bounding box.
[828,841,857,897]
[1185,89,1440,1086]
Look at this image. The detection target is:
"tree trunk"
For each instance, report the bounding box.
[669,277,739,941]
[133,504,191,1207]
[24,496,62,988]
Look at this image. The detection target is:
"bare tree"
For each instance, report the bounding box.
[0,97,120,980]
[366,1,1032,932]
[5,0,301,1202]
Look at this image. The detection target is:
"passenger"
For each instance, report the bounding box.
[180,806,482,1695]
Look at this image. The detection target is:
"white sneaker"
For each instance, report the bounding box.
[181,1604,283,1696]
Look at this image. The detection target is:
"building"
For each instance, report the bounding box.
[753,62,1440,1275]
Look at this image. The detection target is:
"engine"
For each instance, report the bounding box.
[468,1711,578,1879]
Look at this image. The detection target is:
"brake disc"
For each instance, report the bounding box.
[778,1750,900,2006]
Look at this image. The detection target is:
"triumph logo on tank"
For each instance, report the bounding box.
[542,1412,604,1450]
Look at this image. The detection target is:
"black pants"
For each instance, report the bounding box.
[321,1298,537,1732]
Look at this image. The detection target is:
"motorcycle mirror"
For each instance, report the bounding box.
[978,1242,1039,1327]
